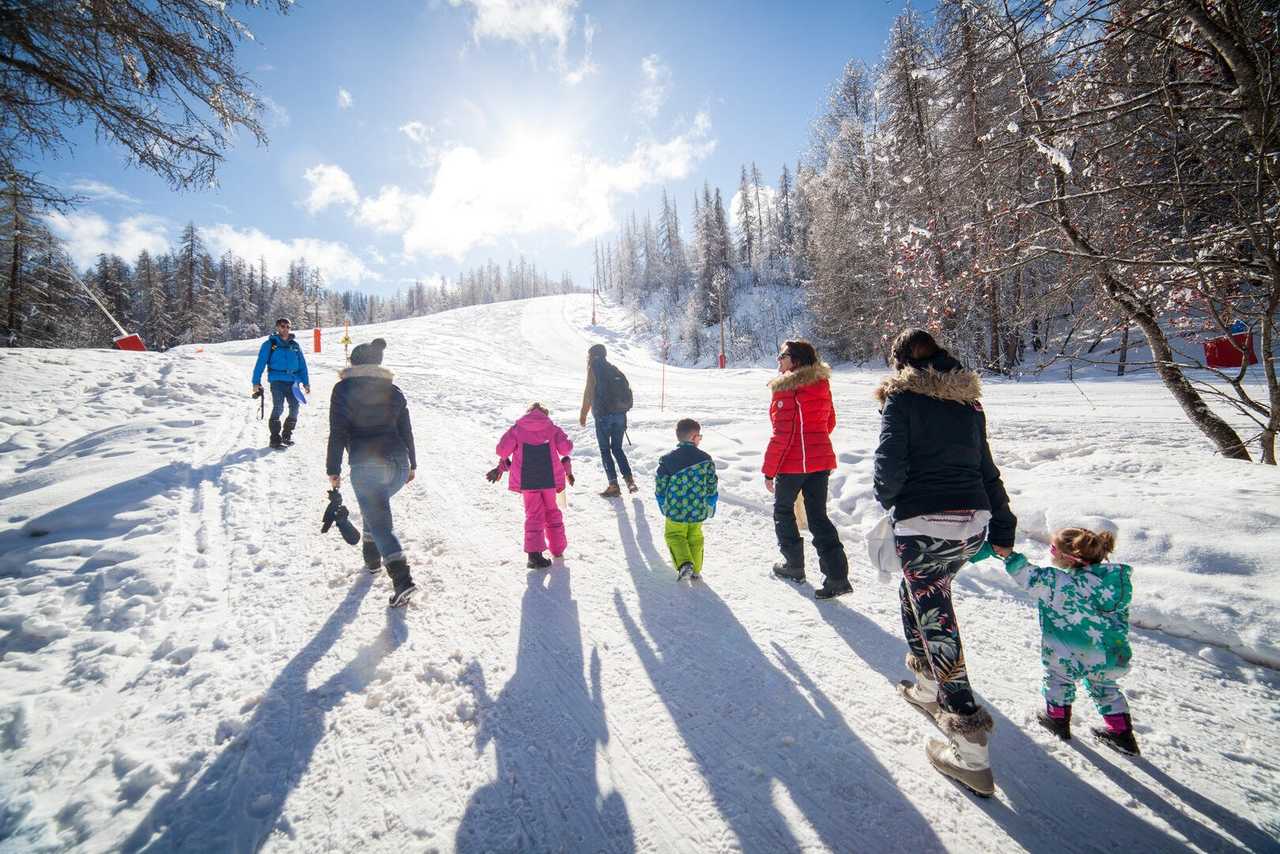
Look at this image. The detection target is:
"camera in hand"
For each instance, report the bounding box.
[321,488,361,545]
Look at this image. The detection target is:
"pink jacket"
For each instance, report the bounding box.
[496,409,574,493]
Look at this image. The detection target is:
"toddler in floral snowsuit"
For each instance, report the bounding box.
[979,524,1140,756]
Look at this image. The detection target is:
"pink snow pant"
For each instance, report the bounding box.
[522,489,567,555]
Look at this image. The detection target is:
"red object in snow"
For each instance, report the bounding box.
[718,353,726,369]
[112,333,146,351]
[313,327,322,353]
[1203,332,1258,369]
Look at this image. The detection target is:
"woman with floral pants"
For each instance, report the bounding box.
[874,329,1017,797]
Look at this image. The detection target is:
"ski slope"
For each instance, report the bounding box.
[1,293,1278,853]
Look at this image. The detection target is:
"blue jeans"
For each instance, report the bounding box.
[594,412,632,483]
[269,380,300,421]
[349,454,409,562]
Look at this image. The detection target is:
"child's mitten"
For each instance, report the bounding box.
[969,541,996,563]
[485,466,502,483]
[561,457,574,486]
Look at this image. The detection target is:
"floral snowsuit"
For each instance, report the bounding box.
[1004,552,1133,715]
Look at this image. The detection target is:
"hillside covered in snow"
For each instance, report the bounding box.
[1,294,1278,852]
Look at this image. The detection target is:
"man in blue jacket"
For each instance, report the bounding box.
[251,317,311,449]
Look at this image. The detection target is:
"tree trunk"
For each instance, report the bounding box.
[1117,325,1130,377]
[6,211,19,341]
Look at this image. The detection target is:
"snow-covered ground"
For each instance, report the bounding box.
[1,293,1278,853]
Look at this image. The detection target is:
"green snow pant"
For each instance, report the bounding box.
[664,519,704,575]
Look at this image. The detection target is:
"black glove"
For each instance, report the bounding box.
[485,467,501,483]
[561,456,574,486]
[321,489,361,545]
[251,387,263,399]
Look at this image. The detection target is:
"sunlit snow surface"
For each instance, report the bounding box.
[1,294,1277,852]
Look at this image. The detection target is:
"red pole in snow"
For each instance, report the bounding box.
[313,327,322,353]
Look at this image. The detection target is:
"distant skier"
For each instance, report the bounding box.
[579,343,637,497]
[974,523,1140,756]
[488,402,575,568]
[251,317,310,449]
[655,418,718,582]
[326,337,419,607]
[763,340,851,599]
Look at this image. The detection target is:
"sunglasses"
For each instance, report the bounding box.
[777,352,793,361]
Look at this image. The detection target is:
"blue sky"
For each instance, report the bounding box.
[39,0,908,295]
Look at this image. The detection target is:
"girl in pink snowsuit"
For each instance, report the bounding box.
[488,403,575,568]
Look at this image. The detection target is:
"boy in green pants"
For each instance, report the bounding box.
[655,418,719,581]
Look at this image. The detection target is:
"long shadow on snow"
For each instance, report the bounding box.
[455,565,634,854]
[612,497,943,853]
[0,447,271,563]
[807,582,1195,852]
[120,573,406,852]
[1075,741,1278,852]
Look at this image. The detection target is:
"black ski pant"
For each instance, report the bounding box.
[772,470,848,584]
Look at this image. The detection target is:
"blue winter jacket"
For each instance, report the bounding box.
[655,442,719,523]
[252,334,310,386]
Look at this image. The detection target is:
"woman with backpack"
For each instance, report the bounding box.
[579,343,636,497]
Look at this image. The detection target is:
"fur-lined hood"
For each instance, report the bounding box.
[768,362,833,392]
[874,363,981,405]
[338,364,394,382]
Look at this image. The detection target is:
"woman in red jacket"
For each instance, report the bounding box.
[763,340,851,599]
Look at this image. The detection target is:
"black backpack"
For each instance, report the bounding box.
[597,361,633,414]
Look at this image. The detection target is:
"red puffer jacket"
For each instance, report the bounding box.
[762,363,838,477]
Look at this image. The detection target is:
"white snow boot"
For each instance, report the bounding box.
[897,654,942,721]
[926,706,995,797]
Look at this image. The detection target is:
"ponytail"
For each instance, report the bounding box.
[1054,527,1117,565]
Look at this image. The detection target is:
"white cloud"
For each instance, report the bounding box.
[67,179,140,205]
[399,121,432,144]
[318,113,716,260]
[203,224,376,287]
[561,15,596,85]
[303,163,359,214]
[337,87,354,109]
[447,0,595,83]
[636,54,670,119]
[261,95,291,128]
[449,0,577,47]
[46,211,170,268]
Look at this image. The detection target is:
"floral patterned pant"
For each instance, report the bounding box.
[897,532,986,716]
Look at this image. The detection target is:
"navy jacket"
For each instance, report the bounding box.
[325,365,417,476]
[873,353,1016,547]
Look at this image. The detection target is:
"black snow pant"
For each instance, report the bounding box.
[773,470,849,584]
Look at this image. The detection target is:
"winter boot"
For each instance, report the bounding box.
[386,557,416,607]
[527,551,552,569]
[600,481,622,498]
[676,562,694,582]
[897,654,942,721]
[268,418,284,449]
[624,475,639,494]
[814,579,853,600]
[926,707,996,797]
[1036,704,1072,741]
[772,561,806,583]
[362,537,382,573]
[1092,713,1140,756]
[281,416,297,446]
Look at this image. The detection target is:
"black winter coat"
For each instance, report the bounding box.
[325,365,418,476]
[872,353,1016,547]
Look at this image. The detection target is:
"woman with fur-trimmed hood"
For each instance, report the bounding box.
[326,338,419,607]
[874,328,1016,798]
[763,340,851,600]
